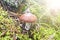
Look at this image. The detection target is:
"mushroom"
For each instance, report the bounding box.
[19,11,37,31]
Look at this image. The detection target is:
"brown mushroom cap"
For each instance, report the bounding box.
[19,13,37,23]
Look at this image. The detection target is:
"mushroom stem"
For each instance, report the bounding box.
[21,22,31,34]
[25,23,31,30]
[22,22,31,30]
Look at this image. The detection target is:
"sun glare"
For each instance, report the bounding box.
[46,0,60,10]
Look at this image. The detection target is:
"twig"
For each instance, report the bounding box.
[13,33,17,40]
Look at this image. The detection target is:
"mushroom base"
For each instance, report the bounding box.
[21,22,31,30]
[21,22,32,34]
